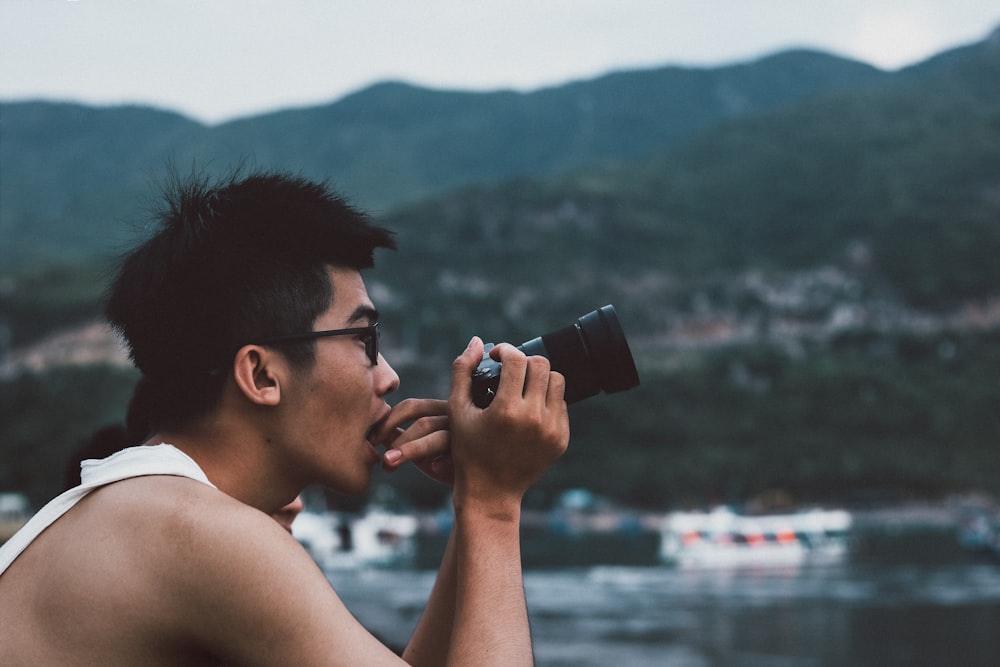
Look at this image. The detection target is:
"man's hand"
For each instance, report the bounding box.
[448,337,570,508]
[371,398,453,484]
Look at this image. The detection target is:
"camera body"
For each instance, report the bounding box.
[470,305,640,408]
[470,343,504,407]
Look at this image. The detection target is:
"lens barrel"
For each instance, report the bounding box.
[471,304,640,407]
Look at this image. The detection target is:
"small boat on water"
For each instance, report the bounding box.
[956,506,1000,561]
[659,506,852,569]
[293,507,418,570]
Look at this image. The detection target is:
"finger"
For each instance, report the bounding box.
[388,415,449,449]
[449,336,485,406]
[546,370,567,407]
[521,355,552,402]
[382,429,450,470]
[368,398,448,445]
[380,414,449,465]
[491,344,528,405]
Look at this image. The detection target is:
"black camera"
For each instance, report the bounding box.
[471,305,640,407]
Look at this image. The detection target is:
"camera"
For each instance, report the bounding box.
[471,305,640,407]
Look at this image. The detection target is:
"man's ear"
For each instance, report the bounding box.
[232,345,282,406]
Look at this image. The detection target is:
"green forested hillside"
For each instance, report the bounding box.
[2,33,1000,509]
[1,48,883,267]
[377,32,1000,322]
[206,50,884,207]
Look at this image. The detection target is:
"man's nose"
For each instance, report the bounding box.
[376,354,400,396]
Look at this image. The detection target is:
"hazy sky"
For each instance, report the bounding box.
[2,0,998,125]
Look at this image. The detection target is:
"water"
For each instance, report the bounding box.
[326,529,1000,666]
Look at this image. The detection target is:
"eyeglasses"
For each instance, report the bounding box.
[258,322,380,365]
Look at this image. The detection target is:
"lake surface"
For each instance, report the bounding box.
[326,527,1000,666]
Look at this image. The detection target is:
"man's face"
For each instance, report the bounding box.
[279,266,399,495]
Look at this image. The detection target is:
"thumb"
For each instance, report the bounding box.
[450,336,484,405]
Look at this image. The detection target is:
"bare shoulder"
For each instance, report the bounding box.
[66,474,290,577]
[105,474,288,561]
[33,475,321,616]
[96,477,332,625]
[3,476,402,665]
[124,477,403,664]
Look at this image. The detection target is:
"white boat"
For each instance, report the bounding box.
[293,507,418,570]
[957,506,1000,561]
[659,506,852,569]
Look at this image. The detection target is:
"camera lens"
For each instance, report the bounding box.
[516,304,640,404]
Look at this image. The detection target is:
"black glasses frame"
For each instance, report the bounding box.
[258,322,380,365]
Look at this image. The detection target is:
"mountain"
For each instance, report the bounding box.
[375,30,1000,338]
[3,32,1000,507]
[206,50,884,206]
[1,49,884,268]
[0,104,203,265]
[340,32,1000,506]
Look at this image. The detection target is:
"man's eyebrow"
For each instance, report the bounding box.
[346,306,379,326]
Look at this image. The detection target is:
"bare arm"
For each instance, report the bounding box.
[402,527,458,666]
[445,338,569,665]
[449,499,529,664]
[369,398,458,665]
[373,338,569,665]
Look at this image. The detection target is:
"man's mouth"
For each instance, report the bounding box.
[365,422,383,447]
[366,407,393,447]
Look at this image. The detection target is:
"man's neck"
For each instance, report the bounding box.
[148,421,299,516]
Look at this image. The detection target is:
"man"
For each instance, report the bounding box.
[0,170,569,665]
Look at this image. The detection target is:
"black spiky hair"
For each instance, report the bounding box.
[105,166,396,427]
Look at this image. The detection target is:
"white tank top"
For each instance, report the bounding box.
[0,444,215,575]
